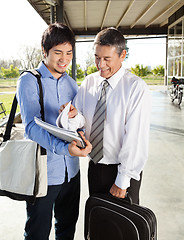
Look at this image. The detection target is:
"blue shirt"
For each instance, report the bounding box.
[17,62,79,185]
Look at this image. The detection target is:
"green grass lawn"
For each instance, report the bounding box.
[142,76,164,85]
[76,76,165,86]
[0,94,19,119]
[0,78,17,87]
[0,87,16,92]
[0,75,165,119]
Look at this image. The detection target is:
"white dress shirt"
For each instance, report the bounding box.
[73,65,151,189]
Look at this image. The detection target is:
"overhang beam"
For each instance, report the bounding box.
[130,0,158,29]
[145,0,181,28]
[101,0,111,30]
[116,0,135,29]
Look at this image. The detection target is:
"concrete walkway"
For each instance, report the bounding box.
[0,86,184,239]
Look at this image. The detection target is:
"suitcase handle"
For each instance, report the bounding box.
[109,192,133,205]
[125,192,133,205]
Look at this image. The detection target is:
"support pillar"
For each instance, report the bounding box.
[55,0,76,81]
[165,35,168,86]
[72,47,76,81]
[50,5,55,24]
[56,0,64,22]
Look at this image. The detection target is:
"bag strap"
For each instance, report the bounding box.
[3,69,44,142]
[3,95,17,141]
[23,70,45,121]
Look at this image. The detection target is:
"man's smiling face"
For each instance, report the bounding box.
[94,44,126,79]
[43,42,73,79]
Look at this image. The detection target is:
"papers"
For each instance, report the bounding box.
[34,117,86,148]
[56,101,71,129]
[56,101,85,132]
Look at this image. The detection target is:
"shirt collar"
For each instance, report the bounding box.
[97,64,125,90]
[37,61,67,80]
[107,64,125,89]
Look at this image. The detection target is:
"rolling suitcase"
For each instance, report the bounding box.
[84,193,157,240]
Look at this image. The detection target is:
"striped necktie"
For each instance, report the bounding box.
[89,80,109,164]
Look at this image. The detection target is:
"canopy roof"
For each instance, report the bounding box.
[27,0,184,37]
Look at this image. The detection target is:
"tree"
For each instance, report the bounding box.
[76,64,85,79]
[152,65,164,76]
[131,64,150,77]
[0,59,21,69]
[0,59,10,69]
[85,51,95,70]
[19,45,42,70]
[67,64,84,79]
[1,65,19,78]
[86,65,98,75]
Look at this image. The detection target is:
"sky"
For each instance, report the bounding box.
[0,0,166,70]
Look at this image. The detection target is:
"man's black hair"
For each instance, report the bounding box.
[41,22,75,55]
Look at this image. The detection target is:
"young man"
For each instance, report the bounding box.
[17,23,91,240]
[73,27,151,204]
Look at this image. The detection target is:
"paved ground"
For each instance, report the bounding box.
[0,86,184,239]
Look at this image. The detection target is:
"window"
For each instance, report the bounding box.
[167,19,184,83]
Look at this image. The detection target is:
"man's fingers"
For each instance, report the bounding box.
[110,184,126,199]
[59,103,77,118]
[59,103,68,114]
[78,131,84,137]
[68,108,77,118]
[68,140,92,157]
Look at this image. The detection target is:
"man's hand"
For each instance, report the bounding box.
[68,132,92,157]
[59,103,77,118]
[110,184,126,199]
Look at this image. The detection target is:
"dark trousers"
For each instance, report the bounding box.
[24,171,80,240]
[88,161,142,204]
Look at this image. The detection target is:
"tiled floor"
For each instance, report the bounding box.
[0,88,184,240]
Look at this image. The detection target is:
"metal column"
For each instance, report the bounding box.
[55,0,76,80]
[56,0,64,22]
[165,35,168,86]
[50,5,55,24]
[72,47,76,81]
